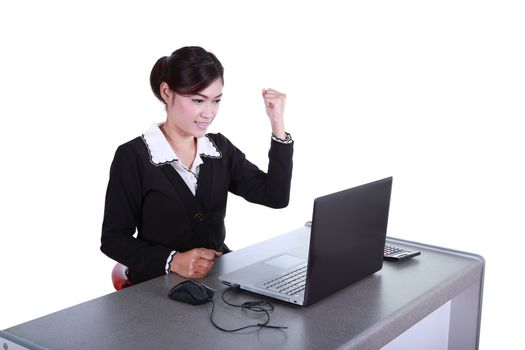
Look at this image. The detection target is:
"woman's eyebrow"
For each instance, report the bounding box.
[194,93,223,99]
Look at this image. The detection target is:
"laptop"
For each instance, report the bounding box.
[219,177,392,306]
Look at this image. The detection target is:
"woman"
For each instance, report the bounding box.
[101,46,293,284]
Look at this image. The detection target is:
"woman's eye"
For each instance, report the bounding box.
[213,99,221,104]
[192,99,204,104]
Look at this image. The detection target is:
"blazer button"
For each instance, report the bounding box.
[194,213,204,223]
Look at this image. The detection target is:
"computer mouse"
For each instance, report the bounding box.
[168,280,215,305]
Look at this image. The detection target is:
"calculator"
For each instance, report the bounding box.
[384,244,421,261]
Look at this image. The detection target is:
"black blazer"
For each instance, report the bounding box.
[101,133,293,284]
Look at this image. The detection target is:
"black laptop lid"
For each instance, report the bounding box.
[304,177,392,305]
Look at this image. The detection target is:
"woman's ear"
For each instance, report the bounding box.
[160,82,173,104]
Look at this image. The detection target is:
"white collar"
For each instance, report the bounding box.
[141,123,221,166]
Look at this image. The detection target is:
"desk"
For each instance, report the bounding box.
[5,227,484,349]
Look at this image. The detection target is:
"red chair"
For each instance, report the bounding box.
[111,262,132,290]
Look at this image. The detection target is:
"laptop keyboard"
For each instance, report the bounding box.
[260,263,307,296]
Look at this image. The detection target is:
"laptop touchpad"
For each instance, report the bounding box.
[265,255,304,269]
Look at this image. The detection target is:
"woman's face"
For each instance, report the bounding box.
[165,79,223,138]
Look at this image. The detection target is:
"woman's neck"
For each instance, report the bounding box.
[160,122,197,169]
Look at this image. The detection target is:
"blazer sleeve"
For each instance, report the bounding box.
[227,135,294,208]
[100,143,172,281]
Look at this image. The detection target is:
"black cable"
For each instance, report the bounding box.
[209,285,288,332]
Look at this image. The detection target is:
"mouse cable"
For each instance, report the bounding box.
[209,285,288,332]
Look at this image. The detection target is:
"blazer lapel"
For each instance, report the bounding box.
[160,165,200,217]
[195,158,213,210]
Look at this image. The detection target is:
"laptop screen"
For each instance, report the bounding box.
[304,177,392,305]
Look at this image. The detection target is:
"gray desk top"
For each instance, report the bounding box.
[6,227,484,350]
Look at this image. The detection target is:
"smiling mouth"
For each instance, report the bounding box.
[195,121,209,129]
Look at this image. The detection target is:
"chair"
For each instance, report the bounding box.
[111,262,132,290]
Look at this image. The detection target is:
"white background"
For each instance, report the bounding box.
[1,1,523,348]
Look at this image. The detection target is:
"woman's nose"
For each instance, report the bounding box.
[201,103,216,119]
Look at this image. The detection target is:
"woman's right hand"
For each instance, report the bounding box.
[169,248,223,279]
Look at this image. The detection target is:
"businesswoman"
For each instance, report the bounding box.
[101,46,293,284]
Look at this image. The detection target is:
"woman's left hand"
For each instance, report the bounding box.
[262,88,287,140]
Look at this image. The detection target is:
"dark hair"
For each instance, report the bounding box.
[150,46,224,103]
